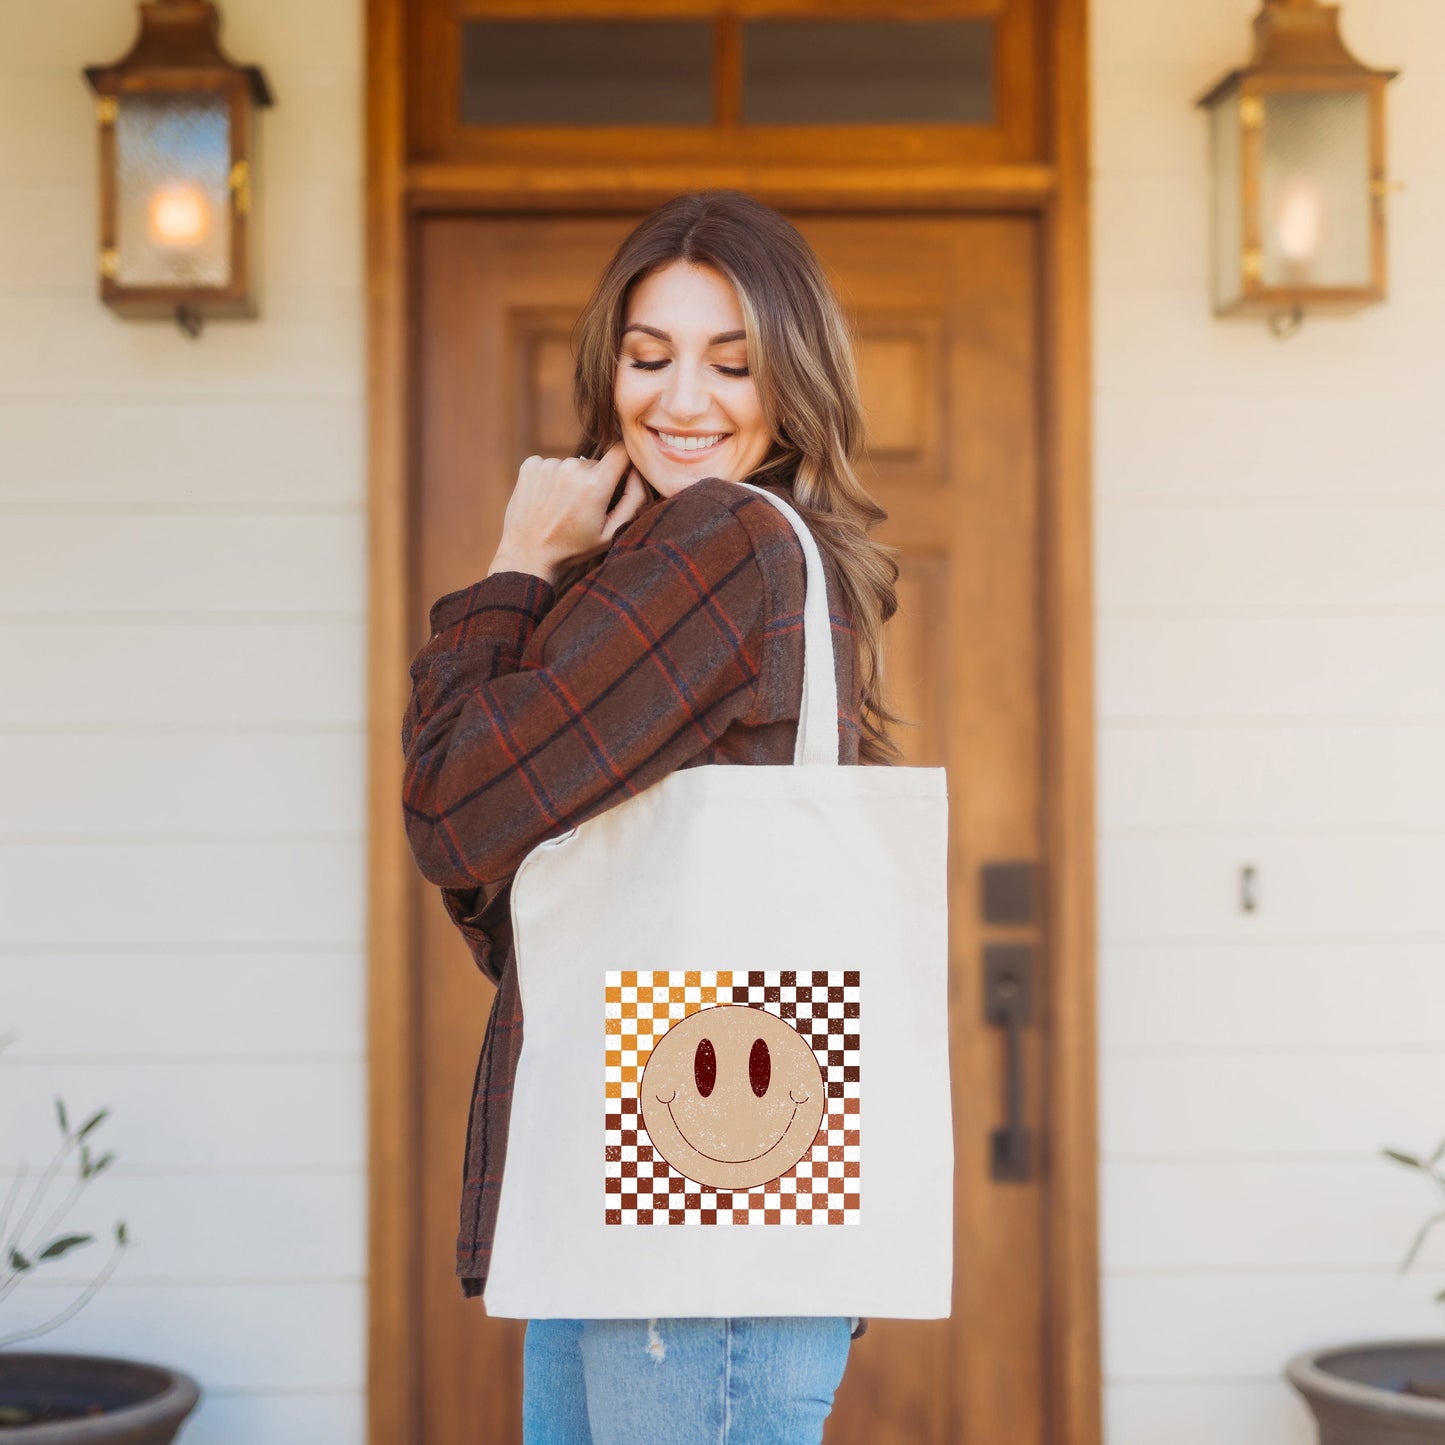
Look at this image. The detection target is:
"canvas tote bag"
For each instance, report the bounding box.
[484,481,953,1320]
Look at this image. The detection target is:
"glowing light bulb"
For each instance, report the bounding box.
[147,183,210,248]
[1274,174,1327,266]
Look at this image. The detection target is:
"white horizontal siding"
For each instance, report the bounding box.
[166,1394,366,1445]
[1106,1273,1445,1380]
[0,292,363,396]
[1093,0,1445,1437]
[0,734,364,833]
[1102,942,1445,1050]
[0,181,363,296]
[0,398,364,504]
[0,839,364,944]
[1099,503,1445,611]
[0,1,367,1438]
[1105,1381,1316,1445]
[0,71,360,189]
[1,952,364,1055]
[1096,284,1445,395]
[1,1283,364,1389]
[0,1168,363,1279]
[0,1060,364,1168]
[5,0,362,71]
[0,621,363,725]
[1100,725,1445,829]
[1103,1160,1445,1271]
[1100,833,1445,939]
[1102,1053,1445,1158]
[1101,617,1445,719]
[0,515,364,613]
[1095,388,1445,500]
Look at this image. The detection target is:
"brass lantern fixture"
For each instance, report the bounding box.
[84,0,274,336]
[1196,0,1398,333]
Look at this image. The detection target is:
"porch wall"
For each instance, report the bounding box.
[1092,1,1445,1440]
[0,1,368,1439]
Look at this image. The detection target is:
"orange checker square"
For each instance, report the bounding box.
[619,971,637,987]
[684,971,701,988]
[620,1001,637,1018]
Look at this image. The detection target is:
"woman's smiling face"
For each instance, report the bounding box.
[615,260,774,500]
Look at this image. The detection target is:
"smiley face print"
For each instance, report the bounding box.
[640,1004,826,1190]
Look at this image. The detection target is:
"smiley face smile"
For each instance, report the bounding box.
[662,1095,804,1165]
[639,1005,826,1190]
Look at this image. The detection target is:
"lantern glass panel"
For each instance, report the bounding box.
[115,91,232,288]
[1260,88,1371,290]
[1209,94,1244,310]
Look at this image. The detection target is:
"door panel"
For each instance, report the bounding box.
[411,214,1045,1443]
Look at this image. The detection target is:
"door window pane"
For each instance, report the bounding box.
[743,19,994,125]
[461,20,714,126]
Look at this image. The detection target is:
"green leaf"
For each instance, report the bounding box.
[9,1246,33,1272]
[115,1221,128,1246]
[55,1098,69,1136]
[76,1107,110,1141]
[1400,1213,1445,1272]
[1384,1148,1425,1169]
[36,1233,93,1261]
[79,1143,92,1178]
[86,1151,115,1180]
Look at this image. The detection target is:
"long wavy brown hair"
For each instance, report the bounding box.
[557,189,907,766]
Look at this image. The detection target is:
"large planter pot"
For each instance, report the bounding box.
[1287,1340,1445,1444]
[0,1352,200,1442]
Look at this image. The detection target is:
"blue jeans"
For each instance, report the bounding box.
[522,1317,855,1444]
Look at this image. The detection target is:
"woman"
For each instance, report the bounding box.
[402,190,904,1443]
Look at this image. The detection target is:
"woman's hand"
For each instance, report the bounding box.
[487,442,650,587]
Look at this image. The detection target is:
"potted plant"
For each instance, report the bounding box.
[0,1031,200,1439]
[1286,1136,1445,1443]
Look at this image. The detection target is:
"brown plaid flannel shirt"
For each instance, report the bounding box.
[401,476,866,1333]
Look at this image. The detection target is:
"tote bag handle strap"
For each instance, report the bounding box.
[734,481,840,768]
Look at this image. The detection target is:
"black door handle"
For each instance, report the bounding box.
[984,942,1033,1182]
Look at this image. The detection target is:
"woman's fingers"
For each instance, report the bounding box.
[496,442,649,574]
[601,469,649,544]
[594,439,633,486]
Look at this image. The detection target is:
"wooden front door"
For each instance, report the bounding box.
[409,212,1048,1442]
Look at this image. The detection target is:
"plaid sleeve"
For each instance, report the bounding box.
[401,478,775,892]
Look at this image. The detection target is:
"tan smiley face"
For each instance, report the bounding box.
[639,1005,825,1190]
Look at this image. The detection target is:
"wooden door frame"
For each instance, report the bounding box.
[365,2,1098,1441]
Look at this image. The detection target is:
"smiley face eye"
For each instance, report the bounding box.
[694,1038,716,1097]
[749,1038,771,1097]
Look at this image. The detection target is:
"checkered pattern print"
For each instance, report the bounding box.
[603,971,861,1226]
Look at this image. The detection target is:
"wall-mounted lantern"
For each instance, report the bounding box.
[83,0,274,337]
[1196,0,1398,336]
